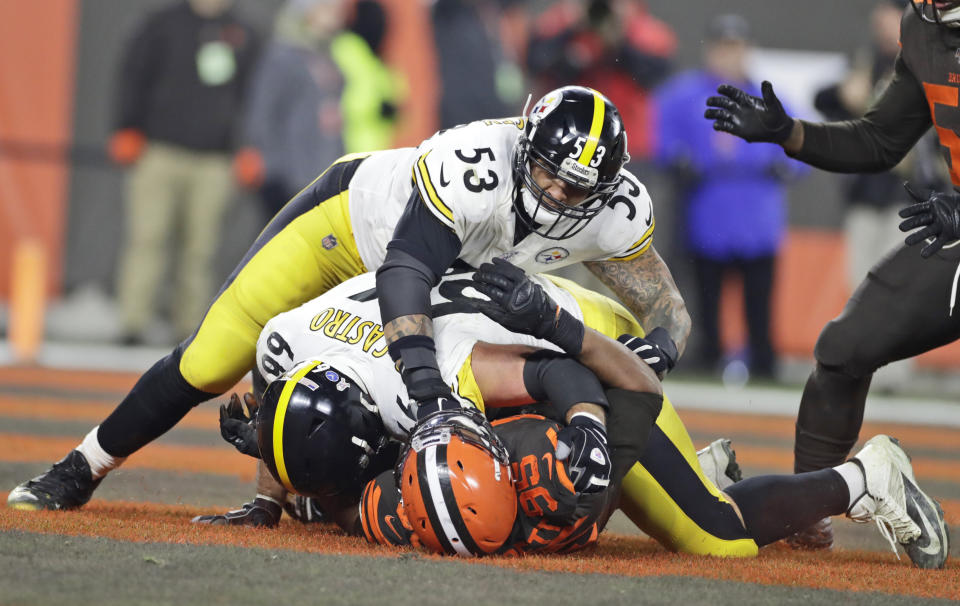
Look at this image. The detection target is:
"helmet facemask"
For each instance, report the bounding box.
[512,86,629,240]
[913,0,960,27]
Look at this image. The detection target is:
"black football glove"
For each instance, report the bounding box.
[618,327,679,379]
[191,496,282,527]
[556,414,611,494]
[705,81,794,144]
[899,182,960,258]
[284,495,328,524]
[469,257,585,354]
[219,392,260,458]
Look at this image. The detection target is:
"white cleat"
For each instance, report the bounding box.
[848,435,949,569]
[696,438,743,491]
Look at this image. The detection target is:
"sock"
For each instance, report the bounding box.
[833,461,866,510]
[76,426,126,480]
[98,347,216,457]
[725,469,850,547]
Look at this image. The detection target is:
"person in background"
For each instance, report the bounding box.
[527,0,675,162]
[654,14,807,379]
[237,0,346,220]
[330,0,405,154]
[431,0,526,128]
[108,0,260,345]
[812,0,947,392]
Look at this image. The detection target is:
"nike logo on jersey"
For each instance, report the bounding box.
[439,163,451,187]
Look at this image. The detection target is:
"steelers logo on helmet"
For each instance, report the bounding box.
[513,85,630,240]
[398,408,516,557]
[257,360,399,498]
[913,0,960,27]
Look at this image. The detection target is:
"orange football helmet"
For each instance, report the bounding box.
[398,408,517,556]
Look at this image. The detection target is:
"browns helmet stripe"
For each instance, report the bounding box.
[577,90,606,167]
[436,450,484,555]
[420,444,473,556]
[271,360,322,493]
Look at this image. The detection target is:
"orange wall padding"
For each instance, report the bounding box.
[720,228,960,368]
[0,0,78,298]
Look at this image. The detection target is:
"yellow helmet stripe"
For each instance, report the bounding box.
[272,360,323,493]
[578,90,606,167]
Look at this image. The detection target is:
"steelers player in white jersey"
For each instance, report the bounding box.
[202,269,946,566]
[9,85,689,518]
[375,86,687,431]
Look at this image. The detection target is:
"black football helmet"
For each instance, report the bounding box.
[912,0,960,27]
[257,360,399,499]
[513,85,629,239]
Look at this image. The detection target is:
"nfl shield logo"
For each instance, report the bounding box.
[322,234,338,250]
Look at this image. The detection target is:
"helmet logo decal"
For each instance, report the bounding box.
[300,378,320,391]
[324,370,340,383]
[529,93,562,125]
[336,378,351,391]
[535,247,570,264]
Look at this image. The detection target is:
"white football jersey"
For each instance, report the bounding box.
[347,118,656,273]
[255,271,582,440]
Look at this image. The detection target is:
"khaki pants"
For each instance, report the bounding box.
[116,142,233,340]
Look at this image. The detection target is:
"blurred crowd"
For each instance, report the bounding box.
[91,0,935,383]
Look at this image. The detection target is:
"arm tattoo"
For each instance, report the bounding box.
[384,313,434,343]
[584,246,691,356]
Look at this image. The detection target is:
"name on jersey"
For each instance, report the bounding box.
[482,117,525,130]
[950,72,960,84]
[309,307,388,358]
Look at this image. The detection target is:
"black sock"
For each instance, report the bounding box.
[97,345,217,457]
[794,364,869,472]
[725,469,849,547]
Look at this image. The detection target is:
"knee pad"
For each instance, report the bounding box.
[813,317,874,377]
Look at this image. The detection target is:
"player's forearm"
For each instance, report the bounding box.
[256,459,287,502]
[585,249,691,356]
[577,328,661,394]
[566,402,606,425]
[383,314,434,344]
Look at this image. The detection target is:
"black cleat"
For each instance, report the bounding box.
[7,450,102,511]
[784,517,835,551]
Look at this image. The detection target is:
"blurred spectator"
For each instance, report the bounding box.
[240,0,346,220]
[654,14,807,379]
[109,0,260,345]
[813,0,948,390]
[527,0,675,161]
[431,0,528,128]
[331,0,405,153]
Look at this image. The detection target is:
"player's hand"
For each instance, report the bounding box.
[899,182,960,258]
[284,495,328,524]
[191,497,282,527]
[617,327,679,379]
[219,393,260,458]
[107,128,146,165]
[556,414,611,494]
[705,81,794,144]
[412,395,462,421]
[470,257,584,354]
[233,146,264,189]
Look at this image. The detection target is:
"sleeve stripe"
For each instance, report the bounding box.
[415,151,455,225]
[609,218,655,261]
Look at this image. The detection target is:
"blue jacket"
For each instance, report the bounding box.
[654,70,807,259]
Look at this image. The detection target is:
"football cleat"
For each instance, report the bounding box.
[847,435,949,569]
[7,450,102,511]
[696,438,743,491]
[284,495,328,524]
[784,517,835,551]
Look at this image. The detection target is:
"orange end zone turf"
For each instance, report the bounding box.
[0,498,956,600]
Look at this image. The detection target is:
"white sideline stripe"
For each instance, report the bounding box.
[425,446,469,556]
[665,382,960,429]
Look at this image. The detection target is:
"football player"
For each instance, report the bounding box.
[704,1,956,563]
[207,268,947,567]
[8,86,689,513]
